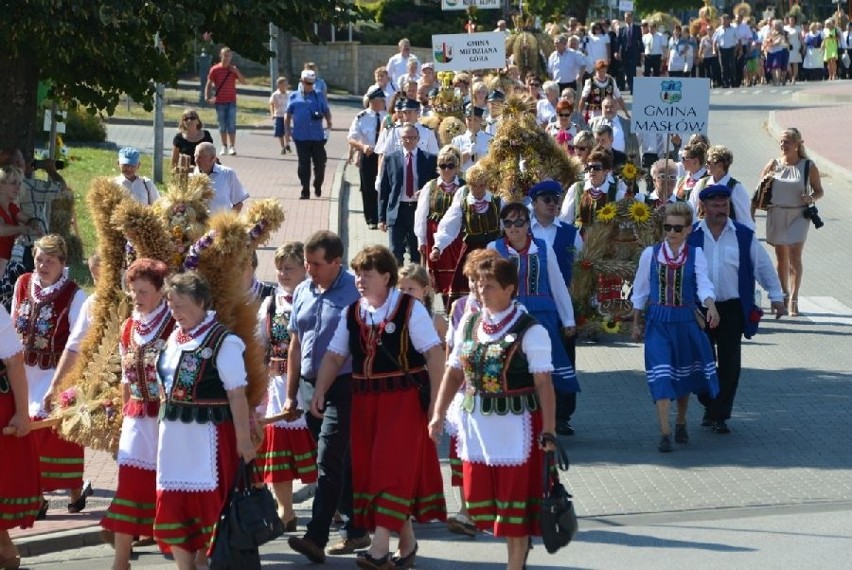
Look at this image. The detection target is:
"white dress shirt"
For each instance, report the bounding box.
[530,216,585,254]
[415,177,460,248]
[192,163,249,213]
[687,173,755,230]
[386,53,420,87]
[451,130,492,174]
[547,48,586,83]
[114,175,160,205]
[631,242,715,310]
[693,218,783,302]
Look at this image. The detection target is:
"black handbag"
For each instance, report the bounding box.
[539,434,578,554]
[228,460,285,549]
[751,161,776,212]
[209,507,262,570]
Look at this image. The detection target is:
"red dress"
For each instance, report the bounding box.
[101,309,174,537]
[423,179,463,307]
[0,308,40,531]
[0,202,21,259]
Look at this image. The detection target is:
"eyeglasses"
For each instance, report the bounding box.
[400,136,419,141]
[585,163,604,172]
[558,113,572,118]
[502,218,529,228]
[655,174,678,181]
[663,224,685,233]
[538,195,561,205]
[438,163,457,170]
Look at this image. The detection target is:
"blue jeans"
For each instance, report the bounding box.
[215,102,237,134]
[301,374,366,546]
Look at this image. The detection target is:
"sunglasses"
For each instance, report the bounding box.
[663,224,685,233]
[655,174,678,181]
[558,113,572,118]
[502,218,529,228]
[183,115,198,120]
[438,163,457,170]
[575,146,590,152]
[530,82,541,87]
[400,136,419,141]
[538,195,561,205]
[585,163,604,172]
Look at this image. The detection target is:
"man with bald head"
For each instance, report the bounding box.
[193,142,249,213]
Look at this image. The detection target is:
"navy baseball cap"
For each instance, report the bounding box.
[699,184,732,202]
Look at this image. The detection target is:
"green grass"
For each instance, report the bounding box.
[58,146,120,287]
[108,88,272,128]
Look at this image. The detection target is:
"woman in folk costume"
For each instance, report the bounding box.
[631,202,720,453]
[100,258,174,570]
[256,242,317,531]
[487,201,579,397]
[429,250,557,570]
[10,234,88,518]
[559,146,629,234]
[414,145,465,308]
[154,271,255,569]
[431,163,503,302]
[0,304,40,570]
[310,245,446,569]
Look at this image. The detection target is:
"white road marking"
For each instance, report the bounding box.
[797,296,852,326]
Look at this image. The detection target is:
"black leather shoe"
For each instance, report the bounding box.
[68,480,93,513]
[36,498,49,520]
[701,412,713,427]
[555,420,575,436]
[314,187,322,197]
[658,435,673,453]
[675,423,689,444]
[712,421,731,434]
[300,190,310,200]
[288,535,326,564]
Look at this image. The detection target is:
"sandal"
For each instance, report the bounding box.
[36,498,49,521]
[355,551,392,570]
[789,299,799,317]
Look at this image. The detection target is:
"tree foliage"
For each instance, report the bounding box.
[0,0,359,154]
[521,0,593,23]
[634,0,700,15]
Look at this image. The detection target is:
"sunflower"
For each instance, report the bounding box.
[620,163,639,181]
[628,201,652,224]
[596,202,618,223]
[602,320,621,334]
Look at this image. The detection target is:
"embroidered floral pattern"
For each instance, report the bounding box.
[461,339,511,395]
[174,354,202,402]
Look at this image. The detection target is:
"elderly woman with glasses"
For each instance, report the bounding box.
[631,202,719,453]
[171,108,214,170]
[546,99,581,155]
[559,146,630,233]
[688,144,755,230]
[646,159,680,209]
[416,145,466,308]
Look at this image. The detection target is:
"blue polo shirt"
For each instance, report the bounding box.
[288,268,359,379]
[286,89,330,142]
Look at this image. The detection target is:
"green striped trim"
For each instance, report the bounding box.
[375,505,408,522]
[0,509,40,520]
[105,511,155,524]
[42,471,84,479]
[496,514,527,525]
[0,496,41,506]
[465,498,496,510]
[153,517,201,531]
[111,497,157,509]
[39,456,85,464]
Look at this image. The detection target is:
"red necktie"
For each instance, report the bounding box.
[405,152,414,198]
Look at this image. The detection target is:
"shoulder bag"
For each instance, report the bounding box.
[751,159,776,212]
[539,433,578,554]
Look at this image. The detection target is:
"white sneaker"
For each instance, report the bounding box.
[228,146,236,155]
[219,146,227,156]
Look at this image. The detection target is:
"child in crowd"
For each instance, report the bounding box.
[398,263,447,342]
[270,77,292,155]
[256,242,317,529]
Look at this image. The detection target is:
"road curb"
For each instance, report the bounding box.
[766,110,852,181]
[791,91,852,104]
[15,526,103,558]
[329,158,348,237]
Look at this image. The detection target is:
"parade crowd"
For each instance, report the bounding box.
[0,8,833,570]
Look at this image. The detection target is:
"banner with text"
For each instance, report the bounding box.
[441,0,501,10]
[631,77,710,135]
[432,32,506,72]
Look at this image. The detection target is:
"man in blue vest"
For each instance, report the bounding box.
[529,180,584,435]
[688,185,785,434]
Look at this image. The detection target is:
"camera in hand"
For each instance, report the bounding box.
[32,158,65,170]
[803,204,823,229]
[311,111,323,120]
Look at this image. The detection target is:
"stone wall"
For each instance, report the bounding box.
[233,41,434,96]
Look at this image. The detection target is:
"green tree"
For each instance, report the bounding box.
[521,0,595,23]
[0,0,357,157]
[634,0,699,14]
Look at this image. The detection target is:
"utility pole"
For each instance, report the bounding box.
[269,23,279,88]
[153,33,165,184]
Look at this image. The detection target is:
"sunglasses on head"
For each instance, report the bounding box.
[438,163,456,170]
[538,194,561,205]
[663,224,685,233]
[585,163,604,172]
[502,217,529,228]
